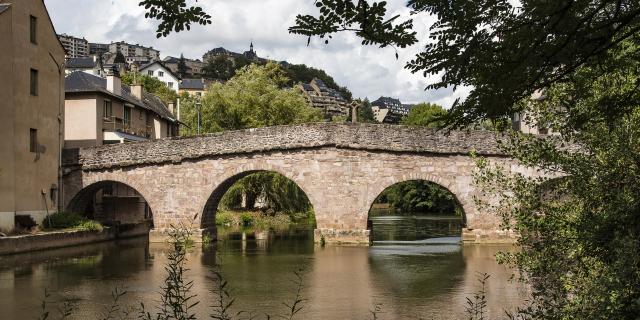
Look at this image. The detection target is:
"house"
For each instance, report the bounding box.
[0,0,66,231]
[65,55,104,76]
[64,70,179,148]
[163,56,205,77]
[139,61,181,92]
[298,78,350,118]
[511,90,556,135]
[179,78,207,96]
[371,96,414,124]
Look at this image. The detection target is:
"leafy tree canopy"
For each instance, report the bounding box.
[121,71,178,106]
[140,0,212,38]
[290,0,640,128]
[374,180,462,215]
[180,62,322,135]
[401,103,447,127]
[177,53,188,78]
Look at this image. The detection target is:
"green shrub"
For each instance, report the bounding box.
[239,212,254,226]
[42,212,102,231]
[215,210,234,226]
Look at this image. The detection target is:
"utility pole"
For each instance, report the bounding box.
[196,100,202,135]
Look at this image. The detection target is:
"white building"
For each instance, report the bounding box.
[139,61,181,92]
[58,33,89,58]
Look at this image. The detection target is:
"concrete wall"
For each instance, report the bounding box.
[0,0,66,232]
[64,95,98,148]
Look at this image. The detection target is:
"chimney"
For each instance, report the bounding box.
[106,67,121,96]
[131,84,143,100]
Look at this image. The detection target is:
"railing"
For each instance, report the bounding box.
[103,116,152,138]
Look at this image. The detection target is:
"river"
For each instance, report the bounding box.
[0,216,528,319]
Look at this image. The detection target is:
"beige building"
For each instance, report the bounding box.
[58,33,89,58]
[64,70,179,148]
[0,0,66,232]
[298,78,350,118]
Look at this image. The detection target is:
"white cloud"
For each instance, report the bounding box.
[45,0,469,106]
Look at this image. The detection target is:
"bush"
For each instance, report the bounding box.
[42,212,102,231]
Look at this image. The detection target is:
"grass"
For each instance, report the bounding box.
[41,212,103,232]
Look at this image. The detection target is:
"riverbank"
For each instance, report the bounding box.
[215,210,314,230]
[0,223,150,255]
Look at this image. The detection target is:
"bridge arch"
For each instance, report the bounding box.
[365,173,473,229]
[66,179,156,226]
[198,163,318,230]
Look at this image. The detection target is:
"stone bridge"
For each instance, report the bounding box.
[62,123,539,244]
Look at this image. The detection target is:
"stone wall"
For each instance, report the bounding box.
[62,123,545,244]
[62,123,506,171]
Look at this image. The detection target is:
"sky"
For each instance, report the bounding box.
[44,0,470,106]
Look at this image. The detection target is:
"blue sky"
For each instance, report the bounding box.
[45,0,470,105]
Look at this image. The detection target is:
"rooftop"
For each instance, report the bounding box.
[65,71,176,121]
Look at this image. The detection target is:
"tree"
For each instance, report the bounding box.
[177,54,188,78]
[113,51,126,64]
[357,98,375,123]
[181,62,322,134]
[139,0,212,38]
[374,180,462,215]
[290,0,640,128]
[292,2,640,318]
[203,55,236,81]
[121,71,178,105]
[401,103,447,127]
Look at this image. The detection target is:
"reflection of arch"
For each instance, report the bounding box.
[67,180,153,226]
[199,168,316,229]
[366,174,470,227]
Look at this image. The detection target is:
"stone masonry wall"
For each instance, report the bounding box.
[62,123,506,171]
[62,123,543,244]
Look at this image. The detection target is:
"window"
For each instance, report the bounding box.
[124,107,131,126]
[167,82,174,88]
[30,69,38,96]
[139,110,143,120]
[158,71,164,77]
[103,100,112,119]
[29,129,37,153]
[147,70,153,76]
[30,15,37,44]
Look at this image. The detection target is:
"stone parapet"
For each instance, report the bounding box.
[63,123,506,171]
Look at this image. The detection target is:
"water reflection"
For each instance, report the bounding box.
[0,222,527,320]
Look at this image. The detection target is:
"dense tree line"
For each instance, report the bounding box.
[374,180,461,215]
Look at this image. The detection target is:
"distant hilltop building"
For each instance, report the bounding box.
[299,78,350,118]
[371,96,414,124]
[163,56,205,77]
[203,42,263,63]
[58,33,89,58]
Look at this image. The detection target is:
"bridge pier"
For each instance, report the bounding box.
[314,228,370,245]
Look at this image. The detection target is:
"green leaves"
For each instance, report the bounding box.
[139,0,212,38]
[292,0,640,128]
[180,62,322,135]
[289,0,417,49]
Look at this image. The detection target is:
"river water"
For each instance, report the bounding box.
[0,216,528,319]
